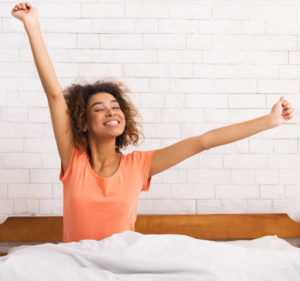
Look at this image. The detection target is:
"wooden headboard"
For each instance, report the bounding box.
[0,213,300,256]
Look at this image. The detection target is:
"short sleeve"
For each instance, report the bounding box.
[59,146,77,183]
[140,150,155,192]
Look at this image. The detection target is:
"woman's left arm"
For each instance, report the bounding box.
[148,96,293,178]
[200,96,294,150]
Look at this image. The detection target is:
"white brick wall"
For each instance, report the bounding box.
[0,0,299,218]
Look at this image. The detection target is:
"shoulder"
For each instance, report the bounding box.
[59,145,87,183]
[126,149,155,163]
[74,145,87,158]
[68,145,89,166]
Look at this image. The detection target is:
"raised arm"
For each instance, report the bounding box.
[148,96,294,178]
[11,2,74,174]
[200,96,294,150]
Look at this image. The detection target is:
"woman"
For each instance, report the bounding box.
[11,2,294,243]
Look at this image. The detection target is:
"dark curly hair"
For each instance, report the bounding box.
[62,79,145,159]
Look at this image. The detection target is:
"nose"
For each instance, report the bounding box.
[105,107,117,117]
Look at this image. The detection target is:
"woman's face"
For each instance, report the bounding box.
[84,92,125,138]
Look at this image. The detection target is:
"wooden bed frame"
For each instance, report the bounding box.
[0,213,300,256]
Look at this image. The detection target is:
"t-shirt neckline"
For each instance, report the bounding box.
[86,153,124,180]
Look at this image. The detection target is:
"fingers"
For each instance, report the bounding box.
[13,2,29,11]
[16,4,23,9]
[281,99,294,120]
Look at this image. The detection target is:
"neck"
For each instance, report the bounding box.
[87,136,120,169]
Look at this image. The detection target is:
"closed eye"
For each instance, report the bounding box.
[95,107,120,112]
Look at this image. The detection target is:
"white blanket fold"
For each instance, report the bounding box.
[1,231,300,281]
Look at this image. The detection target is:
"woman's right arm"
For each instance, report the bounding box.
[12,2,74,173]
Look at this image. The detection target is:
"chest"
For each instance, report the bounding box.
[88,154,122,179]
[93,166,119,178]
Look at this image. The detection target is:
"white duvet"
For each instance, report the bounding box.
[0,231,300,281]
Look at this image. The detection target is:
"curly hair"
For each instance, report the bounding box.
[62,79,145,159]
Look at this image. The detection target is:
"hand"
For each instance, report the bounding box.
[11,2,38,25]
[269,96,294,127]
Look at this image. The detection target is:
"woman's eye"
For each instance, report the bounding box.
[95,107,120,112]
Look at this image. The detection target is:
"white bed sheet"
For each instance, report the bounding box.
[1,231,300,281]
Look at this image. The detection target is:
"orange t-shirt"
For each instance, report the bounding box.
[59,146,154,243]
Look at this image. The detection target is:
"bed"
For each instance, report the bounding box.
[0,213,300,280]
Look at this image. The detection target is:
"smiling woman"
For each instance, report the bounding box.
[55,79,156,243]
[10,0,158,244]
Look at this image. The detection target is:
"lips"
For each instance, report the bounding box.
[104,123,120,129]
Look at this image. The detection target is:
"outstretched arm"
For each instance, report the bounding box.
[200,97,293,150]
[148,97,294,178]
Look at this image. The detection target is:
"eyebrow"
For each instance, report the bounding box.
[90,100,119,109]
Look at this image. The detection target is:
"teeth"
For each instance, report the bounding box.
[105,120,119,126]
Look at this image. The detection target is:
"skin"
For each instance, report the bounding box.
[83,92,126,175]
